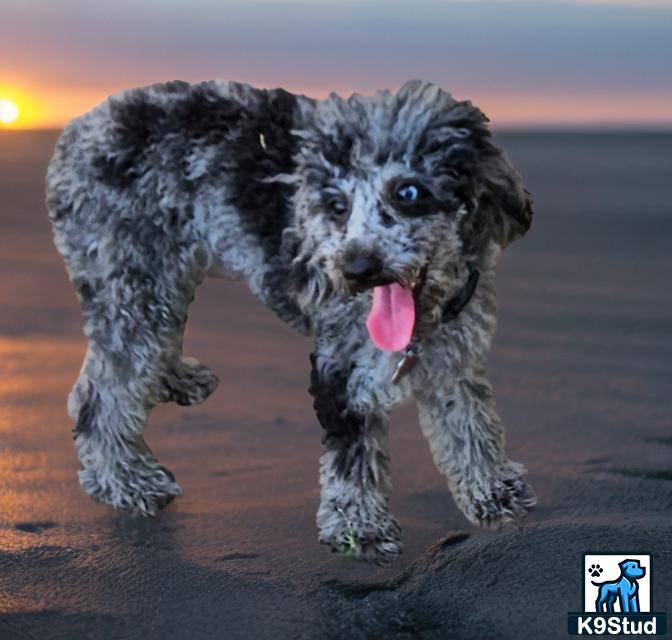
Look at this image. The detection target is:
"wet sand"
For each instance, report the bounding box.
[0,130,671,639]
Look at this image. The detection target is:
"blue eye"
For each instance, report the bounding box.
[397,184,419,201]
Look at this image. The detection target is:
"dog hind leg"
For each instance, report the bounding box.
[70,360,180,516]
[66,245,208,515]
[595,588,609,612]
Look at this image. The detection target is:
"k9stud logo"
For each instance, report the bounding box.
[568,554,667,635]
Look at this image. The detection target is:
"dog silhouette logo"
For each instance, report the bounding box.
[592,558,646,613]
[584,555,650,613]
[568,553,667,635]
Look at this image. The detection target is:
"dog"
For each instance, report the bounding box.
[45,79,536,563]
[593,560,646,613]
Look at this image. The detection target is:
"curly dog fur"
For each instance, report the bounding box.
[46,79,536,563]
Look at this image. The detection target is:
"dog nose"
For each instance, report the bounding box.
[341,252,383,283]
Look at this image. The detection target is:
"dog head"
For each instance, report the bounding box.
[287,80,533,350]
[620,560,646,580]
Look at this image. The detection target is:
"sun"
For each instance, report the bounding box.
[0,99,20,125]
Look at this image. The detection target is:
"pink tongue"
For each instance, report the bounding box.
[366,282,416,352]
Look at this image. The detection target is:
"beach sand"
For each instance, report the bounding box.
[0,130,670,639]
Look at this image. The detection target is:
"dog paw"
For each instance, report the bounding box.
[589,564,603,578]
[165,357,218,406]
[459,473,536,529]
[317,503,402,565]
[79,459,182,516]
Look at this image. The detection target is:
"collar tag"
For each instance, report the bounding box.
[392,344,422,384]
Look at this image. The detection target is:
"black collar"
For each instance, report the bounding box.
[442,263,480,322]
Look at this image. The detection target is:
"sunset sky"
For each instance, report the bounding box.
[1,0,671,128]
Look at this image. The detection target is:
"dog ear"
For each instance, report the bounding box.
[477,150,534,249]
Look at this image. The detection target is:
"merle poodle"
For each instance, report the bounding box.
[46,79,535,563]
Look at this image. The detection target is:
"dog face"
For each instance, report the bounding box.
[620,560,646,580]
[288,80,533,349]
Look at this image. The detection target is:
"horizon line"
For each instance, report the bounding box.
[4,123,672,133]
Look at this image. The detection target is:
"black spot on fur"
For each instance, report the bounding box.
[231,89,300,258]
[322,129,355,173]
[93,93,167,187]
[163,84,300,258]
[150,83,307,318]
[74,383,100,437]
[73,277,96,303]
[309,353,365,473]
[91,81,306,268]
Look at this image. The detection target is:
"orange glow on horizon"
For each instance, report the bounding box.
[0,83,112,130]
[2,82,671,130]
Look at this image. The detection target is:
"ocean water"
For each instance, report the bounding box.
[495,131,672,216]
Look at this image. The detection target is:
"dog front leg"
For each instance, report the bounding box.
[416,369,535,528]
[620,588,637,613]
[309,352,401,564]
